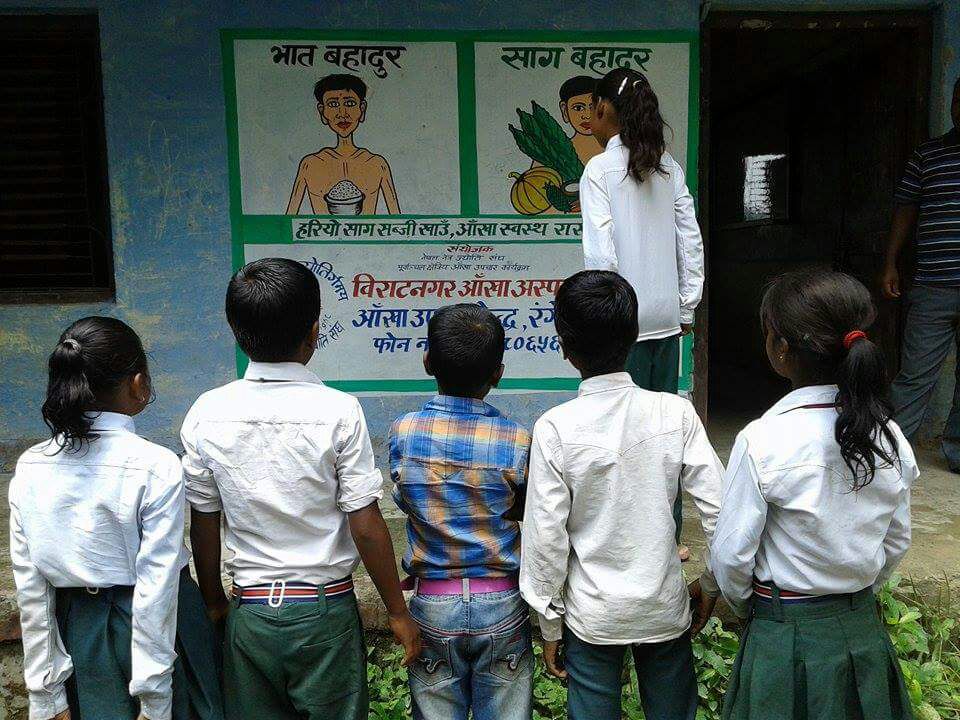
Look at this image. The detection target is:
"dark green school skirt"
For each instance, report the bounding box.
[722,587,913,720]
[55,567,225,720]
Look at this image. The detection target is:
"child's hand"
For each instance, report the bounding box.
[388,610,423,667]
[206,594,231,624]
[52,711,70,720]
[688,578,717,635]
[542,639,567,679]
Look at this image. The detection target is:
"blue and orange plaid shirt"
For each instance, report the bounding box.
[389,395,531,579]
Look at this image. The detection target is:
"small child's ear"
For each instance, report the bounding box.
[490,363,505,389]
[422,351,434,377]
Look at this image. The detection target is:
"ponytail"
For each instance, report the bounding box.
[759,271,899,489]
[593,67,667,183]
[835,332,899,489]
[41,317,148,453]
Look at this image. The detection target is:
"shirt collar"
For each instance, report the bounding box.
[423,394,500,417]
[577,372,636,396]
[765,384,839,417]
[606,134,624,151]
[85,411,136,433]
[243,361,323,385]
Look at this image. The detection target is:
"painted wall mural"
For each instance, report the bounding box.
[222,29,697,392]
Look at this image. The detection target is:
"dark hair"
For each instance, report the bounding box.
[41,317,148,453]
[314,74,367,103]
[560,75,597,103]
[226,258,321,362]
[759,270,899,489]
[554,270,638,375]
[593,67,667,182]
[427,304,505,396]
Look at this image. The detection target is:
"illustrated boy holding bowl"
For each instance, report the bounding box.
[285,73,401,215]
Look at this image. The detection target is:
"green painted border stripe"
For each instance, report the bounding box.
[680,36,700,393]
[328,377,579,393]
[456,41,479,214]
[221,28,698,42]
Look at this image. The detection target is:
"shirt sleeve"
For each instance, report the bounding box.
[335,401,384,513]
[9,489,73,720]
[130,454,185,720]
[710,432,768,619]
[519,419,570,642]
[679,402,724,596]
[179,404,221,513]
[875,445,917,590]
[672,160,705,325]
[580,165,618,272]
[894,148,923,205]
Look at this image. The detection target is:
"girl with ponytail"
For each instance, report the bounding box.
[10,317,223,720]
[582,67,705,557]
[711,271,916,720]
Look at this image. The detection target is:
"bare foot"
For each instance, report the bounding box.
[678,545,690,562]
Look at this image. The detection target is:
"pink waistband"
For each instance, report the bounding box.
[402,576,519,596]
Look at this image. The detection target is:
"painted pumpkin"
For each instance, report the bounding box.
[509,166,563,215]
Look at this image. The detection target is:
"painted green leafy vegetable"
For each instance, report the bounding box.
[509,101,584,183]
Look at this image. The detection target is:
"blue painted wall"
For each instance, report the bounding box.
[1,0,958,467]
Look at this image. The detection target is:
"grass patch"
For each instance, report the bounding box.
[366,576,960,719]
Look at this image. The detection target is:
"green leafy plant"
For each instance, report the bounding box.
[366,579,960,719]
[509,102,584,183]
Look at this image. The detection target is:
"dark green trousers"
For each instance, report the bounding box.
[55,568,224,720]
[564,627,698,720]
[223,591,368,720]
[723,588,913,720]
[626,336,683,542]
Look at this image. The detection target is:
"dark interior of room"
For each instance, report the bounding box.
[707,23,926,417]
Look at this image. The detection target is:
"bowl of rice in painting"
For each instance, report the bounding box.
[324,180,365,215]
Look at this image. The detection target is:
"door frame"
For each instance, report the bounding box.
[694,7,932,421]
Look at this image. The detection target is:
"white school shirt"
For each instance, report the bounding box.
[711,385,917,619]
[580,136,705,341]
[9,412,189,720]
[180,361,384,588]
[519,373,723,645]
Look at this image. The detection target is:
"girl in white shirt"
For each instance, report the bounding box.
[582,66,705,558]
[9,317,223,720]
[712,271,916,720]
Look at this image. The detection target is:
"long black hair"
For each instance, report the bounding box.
[760,271,899,489]
[41,316,149,453]
[593,67,667,183]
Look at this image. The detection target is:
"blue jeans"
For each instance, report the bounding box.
[890,284,960,469]
[564,628,698,720]
[408,588,533,720]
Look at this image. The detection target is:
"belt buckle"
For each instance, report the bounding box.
[267,580,286,608]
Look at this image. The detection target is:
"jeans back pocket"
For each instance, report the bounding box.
[410,631,454,687]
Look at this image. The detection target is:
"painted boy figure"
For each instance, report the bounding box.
[285,74,400,215]
[560,75,602,165]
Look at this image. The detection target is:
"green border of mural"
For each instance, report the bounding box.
[220,28,699,393]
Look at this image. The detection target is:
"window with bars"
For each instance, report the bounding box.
[0,13,114,303]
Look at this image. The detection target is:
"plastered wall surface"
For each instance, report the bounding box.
[1,0,957,466]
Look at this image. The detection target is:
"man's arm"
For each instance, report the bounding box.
[881,204,919,299]
[190,509,228,621]
[347,503,421,666]
[285,157,309,214]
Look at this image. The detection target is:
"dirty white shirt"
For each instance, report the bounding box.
[580,136,704,341]
[180,361,384,588]
[10,412,188,720]
[712,385,918,619]
[519,373,723,645]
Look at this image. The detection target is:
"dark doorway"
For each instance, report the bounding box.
[699,11,931,420]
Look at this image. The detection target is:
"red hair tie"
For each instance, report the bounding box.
[843,330,867,350]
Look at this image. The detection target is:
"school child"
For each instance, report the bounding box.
[580,67,705,557]
[180,257,420,720]
[390,304,533,720]
[712,270,917,720]
[520,270,723,720]
[9,317,224,720]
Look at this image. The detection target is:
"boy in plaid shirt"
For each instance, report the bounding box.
[390,303,533,720]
